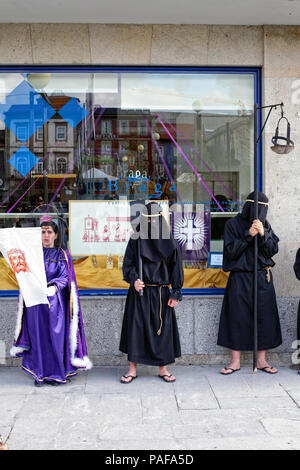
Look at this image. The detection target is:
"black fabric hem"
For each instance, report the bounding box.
[120,350,180,367]
[217,341,283,351]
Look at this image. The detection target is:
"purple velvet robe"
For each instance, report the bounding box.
[11,247,92,384]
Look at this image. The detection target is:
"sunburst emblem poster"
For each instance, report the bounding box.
[172,208,210,262]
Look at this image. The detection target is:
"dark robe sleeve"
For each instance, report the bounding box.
[258,222,279,259]
[258,223,279,259]
[168,245,184,301]
[223,220,252,263]
[294,248,300,280]
[122,238,139,287]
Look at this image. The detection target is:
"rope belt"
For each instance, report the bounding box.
[144,284,169,336]
[264,266,271,283]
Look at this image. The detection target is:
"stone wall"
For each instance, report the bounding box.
[0,296,298,366]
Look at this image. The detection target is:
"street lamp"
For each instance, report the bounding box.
[252,102,294,373]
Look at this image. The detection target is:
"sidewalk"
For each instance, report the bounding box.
[1,365,300,450]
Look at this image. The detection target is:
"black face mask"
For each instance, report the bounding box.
[241,192,269,226]
[135,202,177,262]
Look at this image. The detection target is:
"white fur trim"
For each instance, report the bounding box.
[70,281,79,360]
[71,356,93,370]
[10,346,28,357]
[14,293,24,342]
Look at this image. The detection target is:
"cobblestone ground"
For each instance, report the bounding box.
[2,365,300,450]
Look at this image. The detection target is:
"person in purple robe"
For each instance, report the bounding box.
[10,216,92,386]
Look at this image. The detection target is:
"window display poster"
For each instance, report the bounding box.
[69,200,170,256]
[172,206,210,264]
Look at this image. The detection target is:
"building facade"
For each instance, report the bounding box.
[0,24,300,365]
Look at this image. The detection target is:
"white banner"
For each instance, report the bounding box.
[0,228,48,307]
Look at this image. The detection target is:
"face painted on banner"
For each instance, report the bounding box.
[8,249,29,274]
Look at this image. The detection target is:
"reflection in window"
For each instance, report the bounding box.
[101,120,112,135]
[16,125,28,142]
[0,69,258,291]
[119,120,129,136]
[55,124,67,142]
[17,157,27,175]
[56,156,68,174]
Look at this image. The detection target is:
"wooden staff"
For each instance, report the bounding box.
[253,103,258,374]
[138,238,143,297]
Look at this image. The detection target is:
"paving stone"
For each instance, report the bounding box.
[179,408,261,425]
[141,394,181,424]
[245,375,289,397]
[261,418,300,437]
[0,394,27,426]
[181,436,300,450]
[175,391,220,411]
[0,426,12,443]
[259,407,300,419]
[98,424,174,441]
[218,396,298,410]
[62,394,102,418]
[97,394,143,426]
[56,417,99,449]
[280,390,300,408]
[7,434,56,451]
[206,374,256,399]
[0,367,35,395]
[97,439,187,450]
[18,395,66,417]
[174,409,265,439]
[11,415,62,437]
[2,365,300,450]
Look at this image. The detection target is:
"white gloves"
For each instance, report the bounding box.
[47,285,57,297]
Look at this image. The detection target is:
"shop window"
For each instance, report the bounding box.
[0,67,260,295]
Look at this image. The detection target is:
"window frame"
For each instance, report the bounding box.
[55,123,68,142]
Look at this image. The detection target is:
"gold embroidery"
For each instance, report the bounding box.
[22,365,78,383]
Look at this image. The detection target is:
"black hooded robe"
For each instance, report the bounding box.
[119,237,183,366]
[293,249,300,341]
[217,214,282,351]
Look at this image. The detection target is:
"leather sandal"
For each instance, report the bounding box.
[220,367,240,375]
[158,374,176,383]
[120,375,137,384]
[258,366,278,374]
